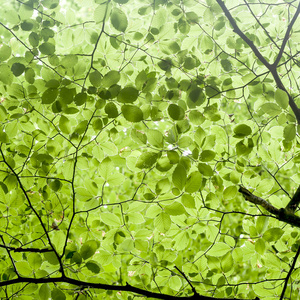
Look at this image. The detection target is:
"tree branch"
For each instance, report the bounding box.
[239,186,300,228]
[273,2,300,67]
[216,0,300,124]
[215,0,271,68]
[286,185,300,213]
[0,275,260,300]
[279,244,300,300]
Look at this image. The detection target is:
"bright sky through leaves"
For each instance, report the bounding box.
[0,0,300,299]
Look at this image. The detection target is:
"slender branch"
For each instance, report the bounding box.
[279,244,300,300]
[215,0,271,68]
[0,236,20,277]
[216,0,300,123]
[0,146,65,275]
[273,1,300,67]
[174,266,199,297]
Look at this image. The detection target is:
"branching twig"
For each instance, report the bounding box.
[216,0,300,123]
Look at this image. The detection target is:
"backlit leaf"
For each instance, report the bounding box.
[122,104,143,122]
[172,164,187,190]
[39,42,55,55]
[111,8,128,32]
[275,89,289,109]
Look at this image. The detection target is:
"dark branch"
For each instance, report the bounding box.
[279,244,300,300]
[239,186,300,228]
[273,2,300,67]
[286,185,300,213]
[0,276,260,300]
[174,266,199,297]
[215,0,271,68]
[216,0,300,124]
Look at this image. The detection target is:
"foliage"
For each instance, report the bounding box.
[0,0,300,299]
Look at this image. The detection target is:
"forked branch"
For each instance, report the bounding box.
[216,0,300,123]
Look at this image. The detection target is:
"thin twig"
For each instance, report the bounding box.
[279,244,300,300]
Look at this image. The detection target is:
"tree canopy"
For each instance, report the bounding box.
[0,0,300,299]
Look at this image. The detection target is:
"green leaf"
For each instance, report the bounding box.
[263,228,284,242]
[42,88,58,104]
[260,102,282,116]
[131,128,147,144]
[164,202,186,215]
[39,42,55,55]
[122,104,144,122]
[178,19,190,34]
[275,88,289,109]
[51,288,66,300]
[147,129,164,148]
[284,124,296,141]
[94,3,109,23]
[28,253,42,269]
[154,212,171,232]
[11,63,25,77]
[181,194,195,209]
[186,11,199,24]
[173,231,189,251]
[198,163,213,177]
[39,284,51,300]
[89,70,102,87]
[256,216,269,234]
[221,252,233,273]
[201,35,213,53]
[223,186,238,200]
[99,157,113,180]
[185,171,202,193]
[167,150,179,164]
[210,242,231,257]
[0,64,13,84]
[80,240,99,260]
[187,87,205,108]
[233,124,252,138]
[29,32,39,47]
[86,260,101,273]
[0,131,9,143]
[199,150,216,162]
[61,54,78,69]
[74,92,87,106]
[42,0,59,9]
[74,120,88,135]
[117,87,139,103]
[111,8,128,32]
[255,239,265,255]
[0,44,11,61]
[136,152,158,169]
[25,68,35,84]
[102,70,120,87]
[64,107,79,114]
[156,156,172,172]
[168,104,185,120]
[105,102,119,118]
[101,212,121,226]
[172,164,187,190]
